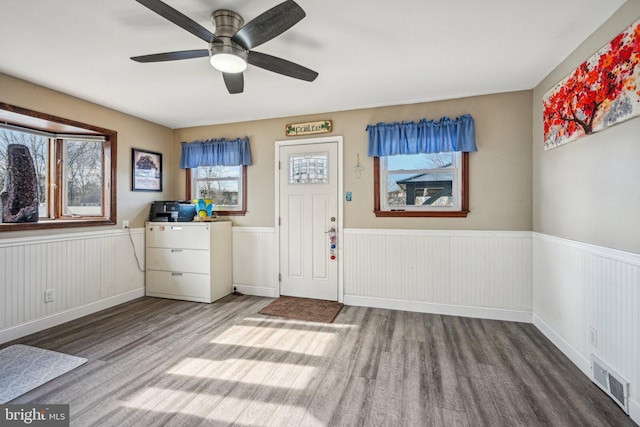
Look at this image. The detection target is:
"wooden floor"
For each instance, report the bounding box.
[3,295,635,426]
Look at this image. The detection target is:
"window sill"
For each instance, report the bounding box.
[213,210,246,216]
[374,210,469,218]
[0,218,116,232]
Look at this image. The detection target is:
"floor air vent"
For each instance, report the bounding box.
[591,354,629,414]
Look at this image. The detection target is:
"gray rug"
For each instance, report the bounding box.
[0,344,87,403]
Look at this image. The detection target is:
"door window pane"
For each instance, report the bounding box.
[289,153,328,184]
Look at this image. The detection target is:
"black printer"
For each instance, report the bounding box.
[149,201,196,222]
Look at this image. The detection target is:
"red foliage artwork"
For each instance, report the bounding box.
[543,18,640,150]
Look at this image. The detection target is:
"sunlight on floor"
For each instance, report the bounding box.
[118,312,357,425]
[208,316,352,357]
[200,395,326,426]
[122,389,326,426]
[231,315,358,331]
[165,357,318,389]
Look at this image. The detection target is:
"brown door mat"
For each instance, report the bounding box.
[259,296,343,323]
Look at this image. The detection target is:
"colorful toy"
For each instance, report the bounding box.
[193,199,214,218]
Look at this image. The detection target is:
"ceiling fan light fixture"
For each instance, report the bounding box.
[210,44,248,73]
[132,0,318,94]
[210,54,247,73]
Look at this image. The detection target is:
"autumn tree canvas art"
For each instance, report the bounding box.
[543,18,640,150]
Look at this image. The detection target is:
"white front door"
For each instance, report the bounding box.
[278,139,340,301]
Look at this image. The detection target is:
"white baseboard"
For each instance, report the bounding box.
[535,321,639,425]
[0,288,145,345]
[343,295,532,323]
[629,398,640,425]
[233,284,277,298]
[532,313,591,377]
[534,314,639,425]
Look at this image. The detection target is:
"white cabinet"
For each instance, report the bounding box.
[145,221,232,303]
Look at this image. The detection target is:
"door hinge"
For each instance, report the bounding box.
[278,161,281,170]
[278,217,281,226]
[278,273,282,282]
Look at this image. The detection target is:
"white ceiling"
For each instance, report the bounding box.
[0,0,627,129]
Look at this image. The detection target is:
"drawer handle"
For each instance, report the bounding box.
[171,249,183,253]
[171,272,183,277]
[171,226,183,230]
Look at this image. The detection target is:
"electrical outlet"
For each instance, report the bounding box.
[123,220,129,229]
[589,326,597,347]
[44,289,55,303]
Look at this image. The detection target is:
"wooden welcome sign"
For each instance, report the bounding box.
[285,120,332,136]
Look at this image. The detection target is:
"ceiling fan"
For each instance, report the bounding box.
[131,0,318,94]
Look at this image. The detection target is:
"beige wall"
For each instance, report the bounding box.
[0,73,174,237]
[174,90,533,230]
[2,72,534,234]
[532,0,640,254]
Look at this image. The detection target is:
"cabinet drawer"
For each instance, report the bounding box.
[146,248,209,274]
[146,270,211,301]
[146,224,210,250]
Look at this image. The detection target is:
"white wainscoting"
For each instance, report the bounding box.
[343,229,533,322]
[0,228,145,344]
[232,227,277,297]
[533,233,640,422]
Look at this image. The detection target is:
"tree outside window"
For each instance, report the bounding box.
[0,129,49,217]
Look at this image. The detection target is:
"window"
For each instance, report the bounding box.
[181,137,251,216]
[374,151,469,217]
[0,102,116,231]
[366,114,476,218]
[186,165,247,215]
[289,153,328,184]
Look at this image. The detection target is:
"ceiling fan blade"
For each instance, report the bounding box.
[232,0,305,50]
[131,49,209,63]
[223,73,244,94]
[248,51,318,82]
[135,0,219,43]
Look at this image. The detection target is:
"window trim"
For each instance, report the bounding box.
[373,152,469,218]
[185,166,247,216]
[0,102,117,231]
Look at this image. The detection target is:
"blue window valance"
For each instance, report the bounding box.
[179,137,252,168]
[366,114,477,156]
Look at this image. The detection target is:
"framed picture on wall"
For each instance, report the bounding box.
[132,148,162,192]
